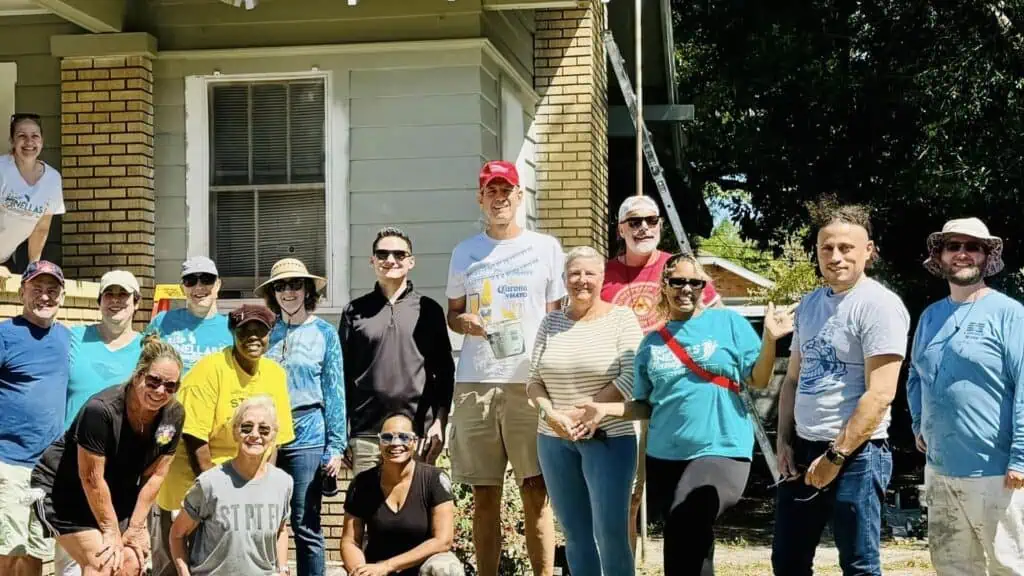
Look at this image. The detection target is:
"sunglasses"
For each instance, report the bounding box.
[374,249,411,262]
[623,216,660,229]
[273,279,306,293]
[182,273,217,287]
[239,422,274,437]
[377,431,417,446]
[664,277,707,289]
[943,240,985,254]
[144,373,180,394]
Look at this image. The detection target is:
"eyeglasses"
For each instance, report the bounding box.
[374,249,411,262]
[664,277,707,289]
[943,240,985,254]
[377,431,417,446]
[624,216,660,229]
[273,279,306,293]
[239,422,274,437]
[144,374,180,394]
[182,273,217,287]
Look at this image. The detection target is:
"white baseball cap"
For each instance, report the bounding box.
[617,195,660,222]
[99,270,141,296]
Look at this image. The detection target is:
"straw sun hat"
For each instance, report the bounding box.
[254,258,327,297]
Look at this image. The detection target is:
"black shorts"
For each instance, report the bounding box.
[33,493,130,538]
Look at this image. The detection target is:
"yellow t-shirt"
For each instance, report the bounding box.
[156,348,295,511]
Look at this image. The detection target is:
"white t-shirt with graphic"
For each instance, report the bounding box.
[446,230,567,384]
[0,154,64,262]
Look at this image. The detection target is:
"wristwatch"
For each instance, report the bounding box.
[825,442,847,466]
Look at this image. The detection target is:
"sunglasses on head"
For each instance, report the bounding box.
[182,273,217,287]
[943,240,985,254]
[273,278,306,293]
[377,431,416,446]
[374,249,411,262]
[239,421,274,437]
[623,216,660,229]
[144,373,180,394]
[664,277,707,289]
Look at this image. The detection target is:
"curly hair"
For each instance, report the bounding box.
[806,194,873,238]
[654,252,712,320]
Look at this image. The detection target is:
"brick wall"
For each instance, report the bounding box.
[0,276,101,324]
[58,55,156,329]
[533,1,610,254]
[705,265,761,298]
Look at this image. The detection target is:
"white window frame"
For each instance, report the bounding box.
[184,70,349,309]
[0,62,17,130]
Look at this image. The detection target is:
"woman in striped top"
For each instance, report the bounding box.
[526,246,644,576]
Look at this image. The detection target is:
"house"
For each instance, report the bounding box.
[0,0,687,564]
[698,254,776,318]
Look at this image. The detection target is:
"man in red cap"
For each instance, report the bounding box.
[446,160,565,576]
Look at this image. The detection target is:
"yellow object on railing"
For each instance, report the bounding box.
[151,284,185,317]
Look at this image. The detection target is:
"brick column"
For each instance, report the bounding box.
[533,2,610,254]
[54,35,156,326]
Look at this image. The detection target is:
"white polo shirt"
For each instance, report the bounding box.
[0,154,64,262]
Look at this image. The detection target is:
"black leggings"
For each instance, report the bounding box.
[646,455,751,576]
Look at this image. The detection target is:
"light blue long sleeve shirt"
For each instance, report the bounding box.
[267,316,347,459]
[907,290,1024,477]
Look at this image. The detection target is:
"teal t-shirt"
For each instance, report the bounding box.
[145,309,233,375]
[634,308,761,461]
[64,325,143,430]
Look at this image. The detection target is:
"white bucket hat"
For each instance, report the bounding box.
[923,217,1004,277]
[617,195,660,222]
[255,258,327,297]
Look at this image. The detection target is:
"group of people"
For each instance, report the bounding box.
[0,108,1021,576]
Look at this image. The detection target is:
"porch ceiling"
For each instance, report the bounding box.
[31,0,124,32]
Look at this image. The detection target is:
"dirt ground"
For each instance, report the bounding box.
[636,537,933,575]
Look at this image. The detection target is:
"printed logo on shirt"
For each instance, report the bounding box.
[609,281,662,332]
[963,321,986,339]
[2,193,51,217]
[155,424,176,447]
[216,502,285,533]
[798,318,848,395]
[650,339,717,372]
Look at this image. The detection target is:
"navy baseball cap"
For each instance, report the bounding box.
[22,260,65,286]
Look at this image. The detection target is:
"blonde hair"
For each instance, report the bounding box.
[231,395,278,433]
[564,246,604,271]
[131,334,183,387]
[655,253,712,320]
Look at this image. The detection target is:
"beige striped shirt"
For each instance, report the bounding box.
[527,305,643,437]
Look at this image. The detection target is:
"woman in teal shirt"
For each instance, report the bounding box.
[580,253,792,575]
[63,270,143,429]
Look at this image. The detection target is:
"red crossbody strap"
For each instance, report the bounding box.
[657,327,741,394]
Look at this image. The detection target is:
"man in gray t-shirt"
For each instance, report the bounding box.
[771,199,910,576]
[181,463,293,576]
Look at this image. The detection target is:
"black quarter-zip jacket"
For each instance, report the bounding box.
[340,282,455,437]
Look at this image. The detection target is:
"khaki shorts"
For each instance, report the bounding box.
[0,460,53,560]
[449,382,540,486]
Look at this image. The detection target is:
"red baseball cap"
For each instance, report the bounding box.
[479,161,520,189]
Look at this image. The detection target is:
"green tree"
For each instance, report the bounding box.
[671,0,1024,316]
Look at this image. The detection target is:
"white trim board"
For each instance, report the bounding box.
[161,38,539,107]
[697,255,776,288]
[184,69,350,307]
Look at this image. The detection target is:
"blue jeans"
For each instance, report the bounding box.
[537,433,637,576]
[277,445,326,576]
[772,437,893,576]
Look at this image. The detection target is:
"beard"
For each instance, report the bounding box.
[943,263,983,286]
[625,236,658,255]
